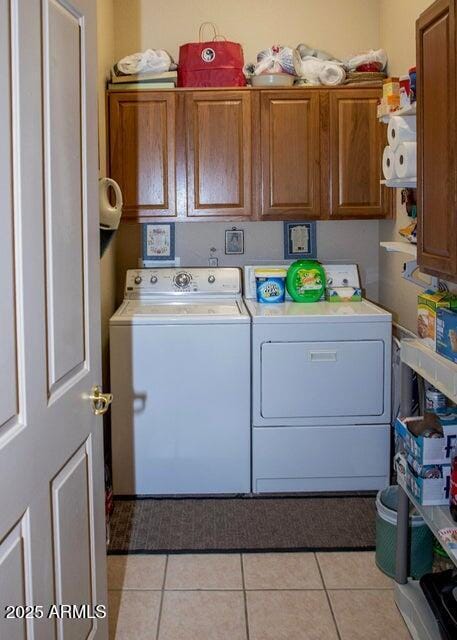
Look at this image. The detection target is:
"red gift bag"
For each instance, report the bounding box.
[178,23,246,88]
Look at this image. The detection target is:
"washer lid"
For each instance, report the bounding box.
[244,299,392,324]
[110,299,250,324]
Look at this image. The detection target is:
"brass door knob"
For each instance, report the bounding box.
[89,385,113,416]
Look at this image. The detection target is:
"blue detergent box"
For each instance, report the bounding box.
[437,308,457,364]
[255,269,287,303]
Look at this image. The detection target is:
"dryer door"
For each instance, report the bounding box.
[261,340,384,419]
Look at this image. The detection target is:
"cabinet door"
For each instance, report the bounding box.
[417,0,457,280]
[186,91,252,218]
[327,89,392,218]
[259,90,320,219]
[109,92,176,218]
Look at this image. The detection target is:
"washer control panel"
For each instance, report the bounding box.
[125,268,241,297]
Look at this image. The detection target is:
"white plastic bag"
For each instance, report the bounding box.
[253,45,295,75]
[293,53,322,84]
[296,43,334,62]
[343,49,387,71]
[117,49,173,75]
[319,62,346,86]
[293,52,345,86]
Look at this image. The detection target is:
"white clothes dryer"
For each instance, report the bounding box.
[243,265,392,493]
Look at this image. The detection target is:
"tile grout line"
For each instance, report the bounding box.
[315,554,343,640]
[240,554,251,640]
[255,585,392,592]
[157,586,394,592]
[108,587,162,593]
[155,555,169,640]
[107,586,395,593]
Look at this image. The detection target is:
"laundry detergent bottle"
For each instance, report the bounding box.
[286,260,326,303]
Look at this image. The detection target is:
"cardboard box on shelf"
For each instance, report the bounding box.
[395,453,451,506]
[395,414,457,466]
[437,308,457,364]
[407,464,450,506]
[417,290,457,350]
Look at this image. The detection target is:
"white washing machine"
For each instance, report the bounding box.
[110,268,251,496]
[244,265,392,493]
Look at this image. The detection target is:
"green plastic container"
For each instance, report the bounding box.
[286,260,326,303]
[375,486,433,579]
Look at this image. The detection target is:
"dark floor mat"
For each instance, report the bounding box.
[107,494,377,554]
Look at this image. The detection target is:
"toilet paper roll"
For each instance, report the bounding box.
[387,116,416,150]
[382,145,396,180]
[395,141,417,179]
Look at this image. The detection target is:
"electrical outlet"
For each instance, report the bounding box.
[208,257,218,267]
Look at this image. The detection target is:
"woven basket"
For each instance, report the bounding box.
[345,71,386,85]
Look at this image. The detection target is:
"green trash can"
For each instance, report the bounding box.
[375,486,434,579]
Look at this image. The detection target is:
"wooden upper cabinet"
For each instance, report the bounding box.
[107,87,393,222]
[185,91,252,218]
[417,0,457,280]
[109,92,177,218]
[326,89,391,218]
[258,90,320,219]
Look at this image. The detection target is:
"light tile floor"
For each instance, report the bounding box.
[107,551,412,640]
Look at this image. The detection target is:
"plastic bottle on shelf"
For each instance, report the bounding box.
[425,385,447,413]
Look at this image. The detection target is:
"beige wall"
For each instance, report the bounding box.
[113,0,380,64]
[97,0,116,388]
[378,0,431,332]
[380,0,429,75]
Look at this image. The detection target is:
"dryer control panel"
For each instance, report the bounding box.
[124,268,242,298]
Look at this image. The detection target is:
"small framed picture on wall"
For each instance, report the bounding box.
[283,221,317,259]
[142,223,175,261]
[225,228,244,255]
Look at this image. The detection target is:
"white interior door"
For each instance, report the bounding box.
[0,1,107,639]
